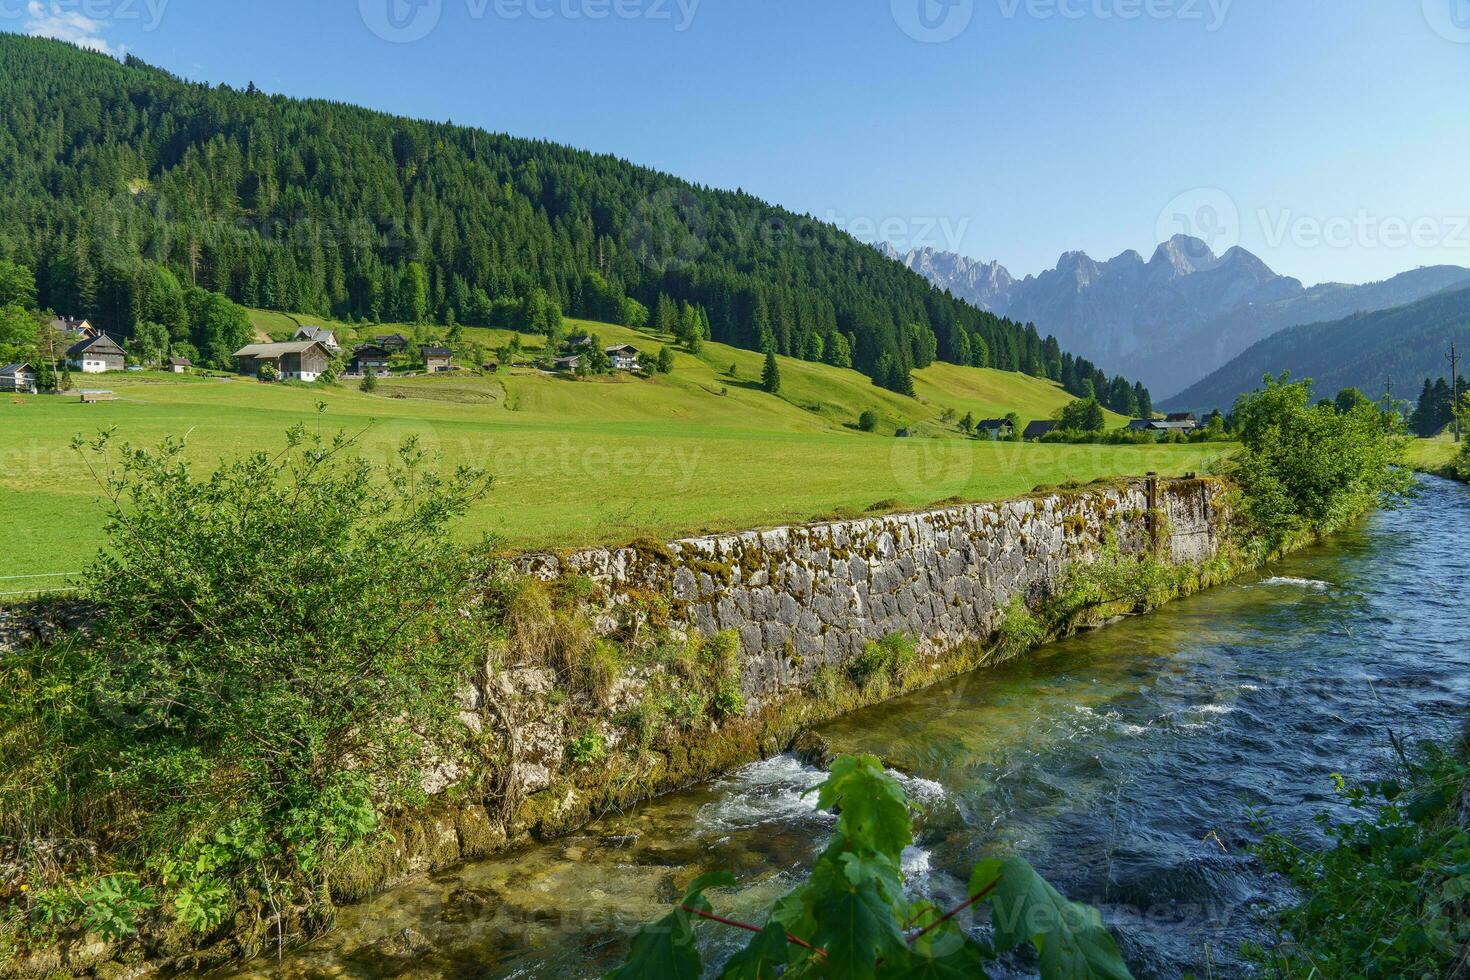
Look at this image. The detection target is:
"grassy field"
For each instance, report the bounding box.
[1404,433,1462,472]
[0,317,1225,584]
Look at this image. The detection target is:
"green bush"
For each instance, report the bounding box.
[850,633,915,690]
[711,686,745,719]
[857,409,879,432]
[1,423,495,934]
[567,728,607,766]
[809,664,842,702]
[1451,439,1470,482]
[1230,373,1413,547]
[993,595,1045,661]
[1250,744,1470,977]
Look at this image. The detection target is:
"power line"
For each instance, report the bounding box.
[1450,344,1463,443]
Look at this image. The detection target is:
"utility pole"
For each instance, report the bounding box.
[1450,344,1463,443]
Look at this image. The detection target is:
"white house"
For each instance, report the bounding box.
[606,344,641,372]
[67,333,127,373]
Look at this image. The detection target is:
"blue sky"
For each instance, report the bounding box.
[8,0,1470,285]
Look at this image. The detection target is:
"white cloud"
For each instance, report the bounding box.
[25,2,123,57]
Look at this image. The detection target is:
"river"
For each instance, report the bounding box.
[227,476,1470,979]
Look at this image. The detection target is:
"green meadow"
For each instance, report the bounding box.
[0,318,1226,584]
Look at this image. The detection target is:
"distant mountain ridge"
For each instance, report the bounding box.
[894,238,1470,399]
[1161,282,1470,414]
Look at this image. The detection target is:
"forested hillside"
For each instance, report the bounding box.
[0,34,1147,407]
[1162,282,1470,416]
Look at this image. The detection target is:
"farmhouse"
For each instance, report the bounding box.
[975,418,1014,441]
[565,334,594,351]
[67,333,127,373]
[374,333,409,352]
[553,354,580,373]
[1128,417,1197,439]
[50,317,96,340]
[1164,412,1199,432]
[421,345,454,373]
[294,325,340,352]
[606,344,641,371]
[1022,420,1058,441]
[232,340,331,382]
[351,344,392,375]
[0,363,38,393]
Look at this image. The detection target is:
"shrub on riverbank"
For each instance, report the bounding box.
[1451,440,1470,482]
[1228,373,1413,549]
[1250,741,1470,977]
[1,422,497,959]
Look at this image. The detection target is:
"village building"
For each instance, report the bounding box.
[351,344,392,375]
[166,356,192,374]
[1128,417,1198,438]
[232,340,331,382]
[606,344,641,371]
[553,354,580,373]
[294,325,340,352]
[975,418,1014,441]
[1022,420,1059,441]
[374,333,410,352]
[66,333,127,373]
[0,363,38,394]
[565,334,594,351]
[50,317,96,341]
[1164,412,1199,431]
[421,345,454,373]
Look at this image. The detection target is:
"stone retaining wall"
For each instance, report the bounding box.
[524,476,1226,702]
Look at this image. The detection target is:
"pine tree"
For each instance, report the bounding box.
[762,345,781,394]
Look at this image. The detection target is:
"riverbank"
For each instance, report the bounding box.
[3,475,1257,977]
[224,475,1470,979]
[1405,434,1466,481]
